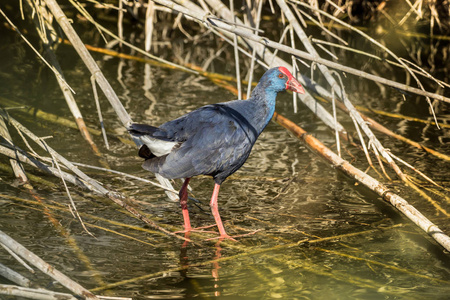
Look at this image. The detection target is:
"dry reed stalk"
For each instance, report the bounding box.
[155,0,450,104]
[245,0,264,98]
[0,144,93,190]
[355,105,450,129]
[0,284,79,300]
[0,230,98,299]
[277,0,405,180]
[145,0,155,52]
[229,0,242,99]
[0,142,191,243]
[0,264,30,287]
[0,113,29,186]
[1,96,134,145]
[24,0,104,161]
[91,76,110,150]
[273,112,450,252]
[0,114,190,242]
[43,0,182,203]
[199,0,347,132]
[291,0,442,125]
[330,97,450,164]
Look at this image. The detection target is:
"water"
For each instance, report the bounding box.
[1,3,450,299]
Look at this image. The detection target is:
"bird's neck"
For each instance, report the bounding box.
[249,86,278,129]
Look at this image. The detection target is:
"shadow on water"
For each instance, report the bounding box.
[1,2,450,299]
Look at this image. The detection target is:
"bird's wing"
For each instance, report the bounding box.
[144,104,258,180]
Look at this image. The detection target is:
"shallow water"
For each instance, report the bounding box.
[1,4,450,300]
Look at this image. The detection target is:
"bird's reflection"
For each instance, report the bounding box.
[178,232,224,297]
[179,232,190,278]
[212,240,222,297]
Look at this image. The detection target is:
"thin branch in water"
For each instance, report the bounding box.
[46,143,95,237]
[329,70,352,158]
[0,8,74,94]
[390,152,441,188]
[245,0,263,98]
[350,116,375,172]
[368,139,392,181]
[71,161,179,196]
[289,24,299,113]
[91,75,110,150]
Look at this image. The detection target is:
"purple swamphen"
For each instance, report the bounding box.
[129,67,305,239]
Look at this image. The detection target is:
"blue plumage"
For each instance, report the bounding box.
[128,66,304,239]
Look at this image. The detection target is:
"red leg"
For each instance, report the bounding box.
[179,178,191,232]
[210,183,233,239]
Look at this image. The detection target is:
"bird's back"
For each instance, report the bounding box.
[134,100,264,184]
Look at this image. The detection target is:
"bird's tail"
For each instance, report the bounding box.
[127,123,159,136]
[127,123,178,158]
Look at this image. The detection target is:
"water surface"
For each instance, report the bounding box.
[0,4,449,300]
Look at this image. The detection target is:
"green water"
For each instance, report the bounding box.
[0,3,449,299]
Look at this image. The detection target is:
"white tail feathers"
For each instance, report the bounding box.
[140,135,178,157]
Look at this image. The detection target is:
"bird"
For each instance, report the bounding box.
[128,66,305,240]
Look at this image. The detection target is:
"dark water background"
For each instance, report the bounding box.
[1,2,450,299]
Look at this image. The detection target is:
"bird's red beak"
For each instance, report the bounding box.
[279,66,305,94]
[286,77,305,94]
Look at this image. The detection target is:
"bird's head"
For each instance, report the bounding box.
[259,67,305,94]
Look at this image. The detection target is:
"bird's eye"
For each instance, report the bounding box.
[278,74,284,78]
